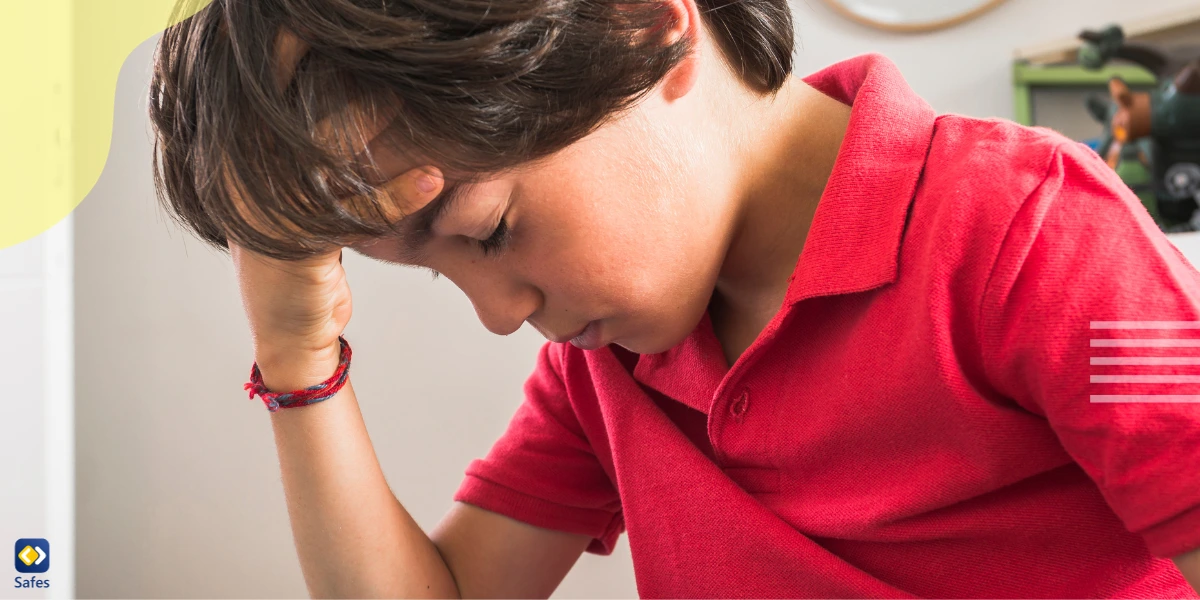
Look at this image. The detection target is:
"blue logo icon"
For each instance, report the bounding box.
[14,539,49,573]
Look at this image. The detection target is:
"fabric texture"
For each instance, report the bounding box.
[453,53,1200,598]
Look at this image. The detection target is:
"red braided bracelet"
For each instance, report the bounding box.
[244,336,352,412]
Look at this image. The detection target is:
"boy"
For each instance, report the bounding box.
[149,0,1200,596]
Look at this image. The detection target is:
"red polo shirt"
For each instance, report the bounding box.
[453,54,1200,597]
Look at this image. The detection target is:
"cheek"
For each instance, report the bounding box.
[521,184,708,312]
[515,118,721,311]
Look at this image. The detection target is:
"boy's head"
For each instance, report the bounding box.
[150,0,795,353]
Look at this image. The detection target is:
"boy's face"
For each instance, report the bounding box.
[348,96,732,354]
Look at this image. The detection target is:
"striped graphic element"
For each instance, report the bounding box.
[1090,321,1200,402]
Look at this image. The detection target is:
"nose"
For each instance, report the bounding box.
[458,269,540,337]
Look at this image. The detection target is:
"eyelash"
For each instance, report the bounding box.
[476,218,511,256]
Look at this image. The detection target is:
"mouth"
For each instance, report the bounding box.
[550,320,605,350]
[550,322,588,344]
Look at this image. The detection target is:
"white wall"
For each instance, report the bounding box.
[70,1,1199,598]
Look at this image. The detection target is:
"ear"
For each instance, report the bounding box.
[654,0,695,46]
[654,0,702,103]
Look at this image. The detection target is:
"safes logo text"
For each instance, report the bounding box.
[13,538,50,590]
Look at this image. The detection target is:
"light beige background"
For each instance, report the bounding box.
[74,0,1199,597]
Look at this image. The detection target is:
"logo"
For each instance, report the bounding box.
[14,539,49,574]
[1091,321,1200,403]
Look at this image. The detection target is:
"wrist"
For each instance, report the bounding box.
[255,342,343,392]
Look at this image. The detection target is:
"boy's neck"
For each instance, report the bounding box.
[709,77,853,366]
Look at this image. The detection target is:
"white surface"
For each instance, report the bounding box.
[0,238,43,279]
[43,215,75,600]
[0,217,74,600]
[1168,231,1200,270]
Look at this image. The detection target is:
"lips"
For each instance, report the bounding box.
[549,326,586,344]
[549,321,604,350]
[568,320,604,350]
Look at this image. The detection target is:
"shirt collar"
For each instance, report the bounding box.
[626,54,937,414]
[784,53,937,305]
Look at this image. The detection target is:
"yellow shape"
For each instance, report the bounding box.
[0,0,213,250]
[18,545,37,566]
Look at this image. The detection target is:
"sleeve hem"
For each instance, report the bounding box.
[453,473,623,555]
[1139,502,1200,558]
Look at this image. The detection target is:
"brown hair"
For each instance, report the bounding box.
[150,0,794,260]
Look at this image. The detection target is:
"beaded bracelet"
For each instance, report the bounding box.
[244,336,352,413]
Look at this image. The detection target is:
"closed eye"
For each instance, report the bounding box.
[476,217,510,256]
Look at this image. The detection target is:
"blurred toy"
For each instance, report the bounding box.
[1080,25,1200,230]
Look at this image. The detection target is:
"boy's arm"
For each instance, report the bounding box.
[266,355,591,599]
[1174,548,1200,592]
[430,502,592,598]
[977,141,1200,566]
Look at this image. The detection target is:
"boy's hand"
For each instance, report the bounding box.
[231,241,351,389]
[230,165,443,390]
[230,24,446,387]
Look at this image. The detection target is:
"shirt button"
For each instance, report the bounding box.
[729,391,749,420]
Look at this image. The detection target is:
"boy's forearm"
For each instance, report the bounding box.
[266,374,460,598]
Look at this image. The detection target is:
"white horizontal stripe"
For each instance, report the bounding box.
[1090,321,1200,329]
[1091,395,1200,402]
[1091,356,1200,365]
[1091,375,1200,383]
[1091,339,1200,347]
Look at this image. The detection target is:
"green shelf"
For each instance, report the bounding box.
[1013,63,1158,86]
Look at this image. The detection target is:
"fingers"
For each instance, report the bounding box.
[405,166,445,200]
[282,37,441,217]
[225,165,443,271]
[370,166,445,223]
[275,27,434,208]
[272,28,311,93]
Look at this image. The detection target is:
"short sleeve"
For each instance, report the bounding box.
[453,342,624,555]
[979,140,1200,558]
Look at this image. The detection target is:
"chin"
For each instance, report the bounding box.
[610,325,692,355]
